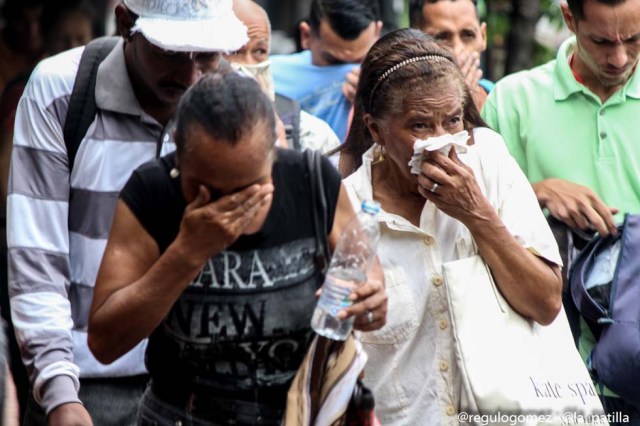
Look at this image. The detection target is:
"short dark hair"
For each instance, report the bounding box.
[174,72,276,156]
[566,0,627,20]
[409,0,478,28]
[308,0,380,41]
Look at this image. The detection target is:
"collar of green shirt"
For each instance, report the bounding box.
[553,36,640,102]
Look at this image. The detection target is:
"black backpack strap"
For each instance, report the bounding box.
[275,94,301,151]
[64,36,119,173]
[305,149,330,280]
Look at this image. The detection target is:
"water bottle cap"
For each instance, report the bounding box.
[361,200,381,214]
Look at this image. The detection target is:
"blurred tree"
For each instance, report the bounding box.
[504,0,541,74]
[483,0,510,81]
[483,0,565,80]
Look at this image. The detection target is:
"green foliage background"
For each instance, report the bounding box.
[480,0,566,76]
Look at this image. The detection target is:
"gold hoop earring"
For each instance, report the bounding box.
[169,168,180,178]
[372,144,385,165]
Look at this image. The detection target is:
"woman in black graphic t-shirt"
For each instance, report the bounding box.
[87,72,387,425]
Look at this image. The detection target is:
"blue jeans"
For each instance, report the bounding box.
[137,387,205,426]
[137,384,284,426]
[23,375,148,425]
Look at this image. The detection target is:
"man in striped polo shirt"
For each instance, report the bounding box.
[7,0,248,424]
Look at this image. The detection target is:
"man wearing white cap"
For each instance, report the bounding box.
[7,0,247,424]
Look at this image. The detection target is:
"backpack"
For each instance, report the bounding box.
[568,213,640,409]
[64,36,119,173]
[275,93,302,151]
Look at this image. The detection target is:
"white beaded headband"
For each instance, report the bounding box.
[369,54,452,110]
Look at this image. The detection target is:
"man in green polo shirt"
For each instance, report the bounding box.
[482,0,640,423]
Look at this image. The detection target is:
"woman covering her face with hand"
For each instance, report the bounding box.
[87,72,386,425]
[334,28,563,425]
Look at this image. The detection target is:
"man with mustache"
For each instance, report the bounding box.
[7,0,247,424]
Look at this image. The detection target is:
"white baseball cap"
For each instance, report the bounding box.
[124,0,248,52]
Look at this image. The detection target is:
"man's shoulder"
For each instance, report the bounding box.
[23,46,84,106]
[298,110,340,153]
[484,60,558,119]
[492,60,557,96]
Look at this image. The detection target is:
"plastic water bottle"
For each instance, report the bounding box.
[311,200,381,340]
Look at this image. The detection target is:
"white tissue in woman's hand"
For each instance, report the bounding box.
[408,131,470,175]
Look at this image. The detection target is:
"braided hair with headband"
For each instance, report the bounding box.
[332,28,486,176]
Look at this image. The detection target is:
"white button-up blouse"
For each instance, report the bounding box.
[343,127,562,426]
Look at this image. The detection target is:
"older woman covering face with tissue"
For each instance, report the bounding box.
[333,29,564,425]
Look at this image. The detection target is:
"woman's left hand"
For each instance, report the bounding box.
[339,258,387,332]
[417,148,493,224]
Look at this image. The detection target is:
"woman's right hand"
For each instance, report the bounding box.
[174,183,274,267]
[417,148,493,226]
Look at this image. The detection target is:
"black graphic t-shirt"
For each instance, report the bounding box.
[120,149,341,406]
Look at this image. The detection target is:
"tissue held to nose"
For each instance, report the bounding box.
[408,130,470,175]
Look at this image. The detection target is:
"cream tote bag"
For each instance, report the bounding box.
[442,255,607,426]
